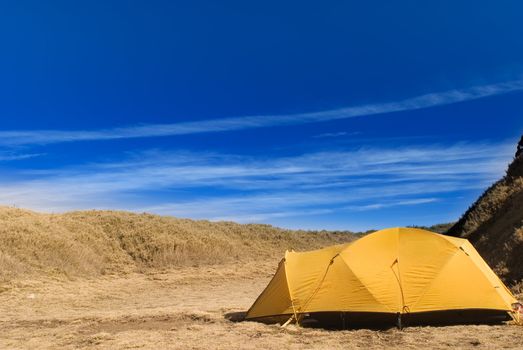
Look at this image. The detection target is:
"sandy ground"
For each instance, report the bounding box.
[1,262,523,350]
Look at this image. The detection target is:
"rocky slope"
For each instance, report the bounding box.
[447,135,523,283]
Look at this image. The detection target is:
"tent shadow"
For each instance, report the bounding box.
[224,311,247,322]
[224,310,511,330]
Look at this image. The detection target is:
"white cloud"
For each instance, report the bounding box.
[343,198,439,212]
[0,152,43,162]
[313,131,356,138]
[0,80,522,146]
[0,141,514,224]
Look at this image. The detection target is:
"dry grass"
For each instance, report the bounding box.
[1,264,521,350]
[447,145,523,283]
[1,206,522,349]
[0,206,356,282]
[448,176,523,239]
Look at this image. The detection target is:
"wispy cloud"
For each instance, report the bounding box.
[313,131,358,138]
[343,198,439,212]
[0,152,43,162]
[0,141,514,225]
[0,80,522,146]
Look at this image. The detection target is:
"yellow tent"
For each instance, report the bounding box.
[246,227,519,326]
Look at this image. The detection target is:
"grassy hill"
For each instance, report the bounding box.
[408,223,455,234]
[5,134,521,286]
[0,207,356,282]
[447,135,523,283]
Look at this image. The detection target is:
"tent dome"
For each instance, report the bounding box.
[246,227,518,327]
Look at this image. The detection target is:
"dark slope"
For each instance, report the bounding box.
[447,135,523,282]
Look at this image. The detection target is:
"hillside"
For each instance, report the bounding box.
[447,135,523,283]
[0,207,356,282]
[408,223,455,234]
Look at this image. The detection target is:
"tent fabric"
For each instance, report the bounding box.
[246,227,517,321]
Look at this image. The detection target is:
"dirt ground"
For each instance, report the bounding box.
[1,262,523,350]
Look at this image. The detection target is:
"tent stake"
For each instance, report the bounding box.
[397,312,402,330]
[281,315,295,328]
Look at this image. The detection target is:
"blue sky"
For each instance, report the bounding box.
[0,1,522,231]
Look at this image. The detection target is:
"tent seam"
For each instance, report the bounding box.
[409,245,464,310]
[463,242,516,310]
[338,254,395,313]
[283,253,300,320]
[297,254,339,313]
